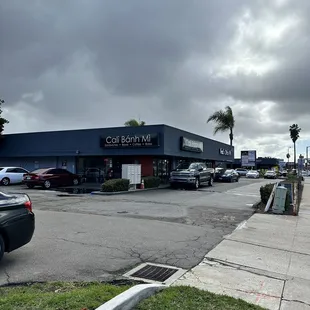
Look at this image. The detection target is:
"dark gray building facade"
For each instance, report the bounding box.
[0,125,234,181]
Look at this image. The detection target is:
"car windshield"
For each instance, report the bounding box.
[249,170,258,173]
[176,162,197,170]
[224,170,234,174]
[0,168,3,171]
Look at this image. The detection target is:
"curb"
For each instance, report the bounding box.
[95,284,166,310]
[91,186,170,195]
[251,200,261,209]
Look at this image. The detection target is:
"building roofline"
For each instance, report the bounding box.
[3,124,165,136]
[3,123,232,147]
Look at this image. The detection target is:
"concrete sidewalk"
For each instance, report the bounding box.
[175,179,310,309]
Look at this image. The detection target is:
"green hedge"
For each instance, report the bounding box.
[101,178,130,192]
[143,176,161,189]
[260,183,275,204]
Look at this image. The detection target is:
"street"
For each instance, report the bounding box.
[0,178,273,285]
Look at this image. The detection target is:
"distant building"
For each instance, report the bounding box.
[234,157,280,170]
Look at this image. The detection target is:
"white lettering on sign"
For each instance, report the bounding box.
[181,137,203,152]
[219,148,232,156]
[102,134,157,148]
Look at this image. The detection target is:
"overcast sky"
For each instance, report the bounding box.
[1,0,310,159]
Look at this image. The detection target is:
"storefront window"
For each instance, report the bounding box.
[153,160,158,177]
[77,157,112,183]
[153,159,170,183]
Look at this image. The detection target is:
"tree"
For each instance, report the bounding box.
[289,124,301,169]
[207,106,235,146]
[0,98,9,136]
[124,119,146,127]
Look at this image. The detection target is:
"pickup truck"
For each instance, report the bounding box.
[0,192,35,261]
[169,162,214,189]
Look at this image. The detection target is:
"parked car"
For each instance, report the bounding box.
[246,170,260,178]
[0,191,35,261]
[218,169,240,182]
[23,168,80,189]
[235,168,248,176]
[0,167,29,186]
[169,162,214,189]
[214,168,225,182]
[84,168,105,183]
[279,170,288,177]
[264,170,277,179]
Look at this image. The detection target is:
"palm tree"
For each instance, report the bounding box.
[207,106,235,146]
[289,124,301,169]
[124,119,146,127]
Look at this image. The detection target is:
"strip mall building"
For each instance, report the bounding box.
[0,125,234,182]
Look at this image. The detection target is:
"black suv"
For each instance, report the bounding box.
[169,162,214,189]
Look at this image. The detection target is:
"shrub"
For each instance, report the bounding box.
[260,183,275,204]
[143,176,161,189]
[101,178,130,192]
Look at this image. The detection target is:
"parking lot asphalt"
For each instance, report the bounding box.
[0,178,275,285]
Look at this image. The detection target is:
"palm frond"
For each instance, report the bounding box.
[225,106,235,127]
[207,111,226,123]
[289,124,301,143]
[214,124,230,135]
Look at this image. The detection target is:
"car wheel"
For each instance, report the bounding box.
[26,184,34,189]
[194,178,200,189]
[208,177,213,187]
[1,177,10,186]
[43,180,51,189]
[73,178,79,186]
[0,234,4,262]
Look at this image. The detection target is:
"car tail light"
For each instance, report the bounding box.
[24,200,32,212]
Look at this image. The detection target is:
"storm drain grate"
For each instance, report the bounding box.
[130,264,178,282]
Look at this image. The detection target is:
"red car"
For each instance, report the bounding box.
[23,168,80,189]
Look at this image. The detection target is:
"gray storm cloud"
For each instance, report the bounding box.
[0,0,309,157]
